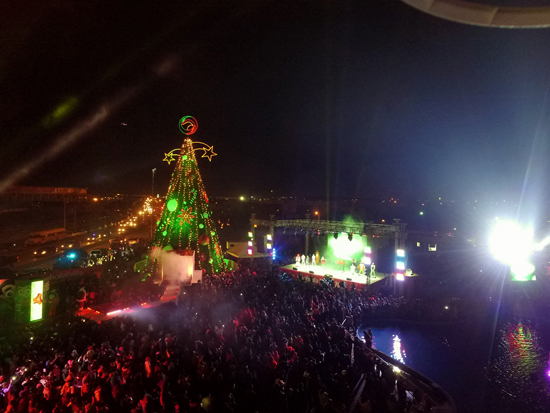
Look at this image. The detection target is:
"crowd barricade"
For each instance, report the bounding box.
[364,347,456,413]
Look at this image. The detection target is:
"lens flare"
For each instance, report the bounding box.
[0,86,139,193]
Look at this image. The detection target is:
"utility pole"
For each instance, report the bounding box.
[151,168,156,239]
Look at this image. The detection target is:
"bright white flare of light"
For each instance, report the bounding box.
[534,236,550,251]
[510,261,535,281]
[489,221,533,265]
[329,235,363,260]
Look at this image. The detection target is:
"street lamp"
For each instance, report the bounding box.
[152,168,156,197]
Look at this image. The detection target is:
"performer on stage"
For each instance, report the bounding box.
[296,254,300,266]
[350,263,356,274]
[300,255,304,266]
[321,256,326,266]
[311,254,316,266]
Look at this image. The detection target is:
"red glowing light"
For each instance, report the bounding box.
[179,116,198,135]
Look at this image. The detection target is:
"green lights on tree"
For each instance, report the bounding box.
[152,117,225,273]
[167,199,178,212]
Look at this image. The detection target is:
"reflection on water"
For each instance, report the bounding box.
[487,321,550,412]
[364,321,550,412]
[391,335,406,364]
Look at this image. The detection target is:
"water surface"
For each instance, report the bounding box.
[362,319,550,412]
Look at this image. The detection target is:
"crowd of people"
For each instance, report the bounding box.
[0,267,449,413]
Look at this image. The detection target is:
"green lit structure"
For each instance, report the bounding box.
[152,117,225,274]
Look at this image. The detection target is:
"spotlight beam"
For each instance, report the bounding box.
[0,86,140,193]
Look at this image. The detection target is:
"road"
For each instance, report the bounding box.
[9,222,152,272]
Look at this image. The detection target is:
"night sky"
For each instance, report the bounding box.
[2,0,550,203]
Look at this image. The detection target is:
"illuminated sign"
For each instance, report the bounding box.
[30,280,43,322]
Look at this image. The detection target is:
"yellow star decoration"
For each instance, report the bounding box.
[201,145,217,162]
[163,151,178,165]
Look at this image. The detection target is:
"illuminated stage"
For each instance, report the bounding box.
[278,264,387,289]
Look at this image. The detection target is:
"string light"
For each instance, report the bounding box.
[152,117,225,273]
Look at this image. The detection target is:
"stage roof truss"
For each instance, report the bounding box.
[251,218,406,238]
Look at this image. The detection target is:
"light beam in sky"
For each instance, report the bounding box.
[0,86,140,193]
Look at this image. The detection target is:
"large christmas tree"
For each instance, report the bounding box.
[152,117,225,274]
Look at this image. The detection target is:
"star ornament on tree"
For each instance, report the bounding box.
[201,145,217,162]
[178,207,196,225]
[163,151,178,165]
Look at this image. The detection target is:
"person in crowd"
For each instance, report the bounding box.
[0,265,437,413]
